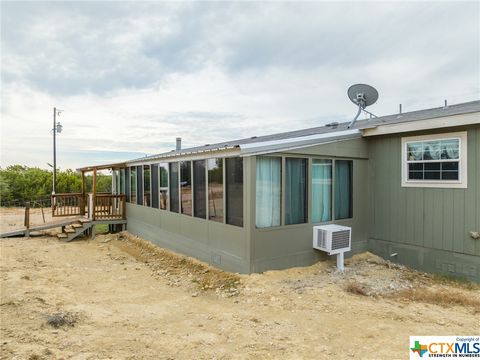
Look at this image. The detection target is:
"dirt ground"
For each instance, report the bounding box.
[1,232,479,360]
[0,207,79,233]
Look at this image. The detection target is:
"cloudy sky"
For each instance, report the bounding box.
[1,1,478,170]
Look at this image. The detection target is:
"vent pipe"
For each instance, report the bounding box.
[176,137,182,151]
[444,99,448,108]
[399,104,402,114]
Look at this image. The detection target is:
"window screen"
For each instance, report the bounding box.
[226,157,243,227]
[193,160,206,219]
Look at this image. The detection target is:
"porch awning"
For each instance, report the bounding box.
[77,162,126,172]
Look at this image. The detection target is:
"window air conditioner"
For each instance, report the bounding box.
[313,224,351,255]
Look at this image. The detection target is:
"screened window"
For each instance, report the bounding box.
[125,167,130,201]
[130,166,137,204]
[113,169,120,195]
[119,169,125,195]
[151,164,159,208]
[180,161,192,216]
[143,165,151,207]
[285,158,307,225]
[226,157,243,227]
[159,163,169,210]
[335,160,352,220]
[193,160,206,219]
[136,165,143,205]
[402,132,467,188]
[207,158,224,223]
[256,156,281,228]
[312,159,332,223]
[169,162,179,213]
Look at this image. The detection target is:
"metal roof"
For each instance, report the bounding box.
[79,100,479,170]
[127,100,479,164]
[360,99,480,128]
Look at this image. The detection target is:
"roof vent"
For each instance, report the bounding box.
[176,137,182,151]
[443,99,448,109]
[326,122,339,129]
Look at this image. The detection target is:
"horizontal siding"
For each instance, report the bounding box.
[369,126,480,257]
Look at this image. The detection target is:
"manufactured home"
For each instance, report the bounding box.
[60,100,480,281]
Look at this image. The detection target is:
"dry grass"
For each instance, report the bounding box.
[430,274,480,291]
[345,281,369,296]
[390,288,480,312]
[112,232,241,294]
[46,312,78,328]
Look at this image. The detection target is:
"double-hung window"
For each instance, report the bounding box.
[402,132,467,188]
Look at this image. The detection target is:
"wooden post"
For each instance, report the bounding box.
[24,202,30,237]
[40,206,45,223]
[81,171,86,216]
[92,168,97,221]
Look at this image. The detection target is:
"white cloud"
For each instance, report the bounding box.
[1,1,478,170]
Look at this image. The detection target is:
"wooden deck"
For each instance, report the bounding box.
[0,217,127,239]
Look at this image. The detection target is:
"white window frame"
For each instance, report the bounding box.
[401,131,467,188]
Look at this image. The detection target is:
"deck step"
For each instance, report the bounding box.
[79,219,91,224]
[57,233,68,239]
[71,223,84,228]
[64,229,76,233]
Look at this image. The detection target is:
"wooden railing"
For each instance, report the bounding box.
[52,193,85,217]
[91,194,126,220]
[52,193,126,220]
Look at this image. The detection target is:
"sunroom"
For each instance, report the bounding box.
[113,127,369,273]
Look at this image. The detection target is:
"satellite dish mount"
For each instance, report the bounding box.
[347,84,379,128]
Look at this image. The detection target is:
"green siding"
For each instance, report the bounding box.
[122,125,479,277]
[125,157,253,274]
[251,151,370,273]
[368,125,480,280]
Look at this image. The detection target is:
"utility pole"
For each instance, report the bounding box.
[53,107,56,195]
[51,107,63,195]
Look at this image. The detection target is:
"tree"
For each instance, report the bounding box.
[0,165,112,206]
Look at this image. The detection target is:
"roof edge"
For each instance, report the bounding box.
[362,111,480,137]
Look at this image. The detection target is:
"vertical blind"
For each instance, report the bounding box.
[256,156,281,228]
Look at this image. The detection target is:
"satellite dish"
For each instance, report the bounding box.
[347,83,378,128]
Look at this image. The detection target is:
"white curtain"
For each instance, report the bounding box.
[441,139,459,159]
[312,159,332,222]
[408,143,423,160]
[424,141,440,160]
[256,156,281,228]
